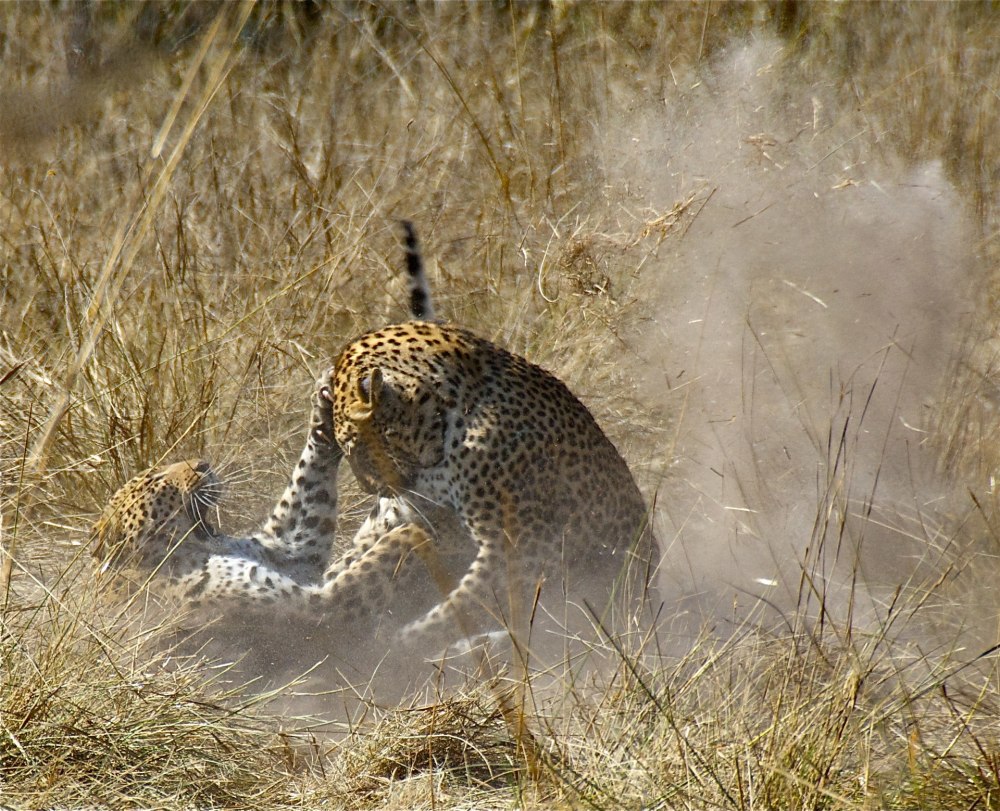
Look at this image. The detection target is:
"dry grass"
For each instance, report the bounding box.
[1,2,999,808]
[1,607,294,807]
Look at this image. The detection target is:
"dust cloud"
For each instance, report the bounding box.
[609,40,978,636]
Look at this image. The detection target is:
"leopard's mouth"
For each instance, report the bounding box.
[348,457,414,497]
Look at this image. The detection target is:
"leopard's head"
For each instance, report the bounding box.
[91,458,221,574]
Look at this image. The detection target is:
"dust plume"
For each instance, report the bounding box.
[610,40,978,635]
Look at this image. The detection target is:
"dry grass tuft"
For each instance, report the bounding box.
[338,680,524,803]
[0,589,297,808]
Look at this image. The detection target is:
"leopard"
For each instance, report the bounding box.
[91,387,461,629]
[93,385,340,590]
[320,228,662,645]
[92,457,219,577]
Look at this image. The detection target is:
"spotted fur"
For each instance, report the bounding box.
[92,458,220,576]
[93,455,464,630]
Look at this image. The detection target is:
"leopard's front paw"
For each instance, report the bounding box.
[309,375,336,446]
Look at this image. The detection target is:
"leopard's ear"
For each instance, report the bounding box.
[90,508,116,563]
[350,367,384,420]
[90,469,148,565]
[91,489,133,573]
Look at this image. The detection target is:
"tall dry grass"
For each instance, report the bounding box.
[1,2,999,808]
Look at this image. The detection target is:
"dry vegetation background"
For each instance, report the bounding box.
[1,2,1000,808]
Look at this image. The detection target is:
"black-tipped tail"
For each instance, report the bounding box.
[401,220,434,321]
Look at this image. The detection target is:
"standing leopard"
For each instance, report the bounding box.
[323,323,660,643]
[320,223,661,643]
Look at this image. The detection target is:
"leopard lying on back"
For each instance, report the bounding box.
[93,221,661,643]
[93,363,463,633]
